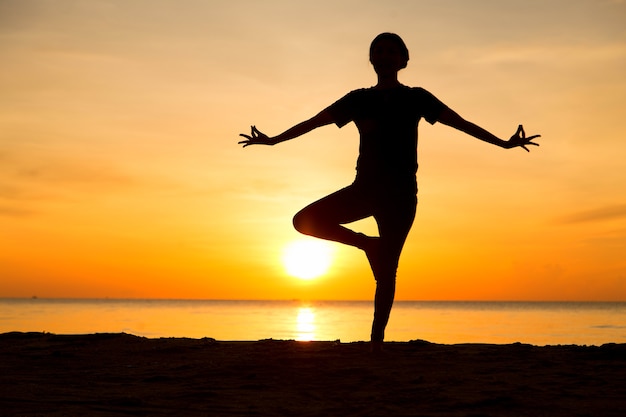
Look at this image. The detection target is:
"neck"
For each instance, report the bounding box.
[375,74,401,89]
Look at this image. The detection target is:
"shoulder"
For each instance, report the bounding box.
[346,87,374,97]
[391,85,434,100]
[407,86,432,96]
[408,86,445,103]
[332,87,373,105]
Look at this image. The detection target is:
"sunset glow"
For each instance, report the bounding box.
[283,240,334,280]
[1,0,625,301]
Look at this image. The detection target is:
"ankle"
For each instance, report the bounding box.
[356,233,378,251]
[354,232,369,250]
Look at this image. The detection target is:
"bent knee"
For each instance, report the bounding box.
[292,211,312,235]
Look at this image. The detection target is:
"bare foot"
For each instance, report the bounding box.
[370,340,384,353]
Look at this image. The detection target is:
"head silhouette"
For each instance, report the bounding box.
[369,33,409,71]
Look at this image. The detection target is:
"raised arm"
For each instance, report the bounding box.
[438,107,540,152]
[239,110,334,148]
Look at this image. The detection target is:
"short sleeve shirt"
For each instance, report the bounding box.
[325,85,447,183]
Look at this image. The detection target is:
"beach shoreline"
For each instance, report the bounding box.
[1,332,625,416]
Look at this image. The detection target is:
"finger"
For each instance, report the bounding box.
[527,134,541,140]
[521,144,530,152]
[516,124,523,137]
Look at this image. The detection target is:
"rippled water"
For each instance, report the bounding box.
[1,299,625,345]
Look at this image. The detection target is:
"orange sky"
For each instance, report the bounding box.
[1,0,625,301]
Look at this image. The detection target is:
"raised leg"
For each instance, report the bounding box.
[292,185,375,249]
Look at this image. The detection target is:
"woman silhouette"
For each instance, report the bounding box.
[239,33,539,351]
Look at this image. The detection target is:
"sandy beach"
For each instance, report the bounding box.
[1,332,625,416]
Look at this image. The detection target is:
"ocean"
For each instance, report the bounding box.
[1,299,625,346]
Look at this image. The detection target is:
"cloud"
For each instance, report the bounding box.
[13,160,137,189]
[1,155,137,193]
[0,205,36,218]
[0,151,141,218]
[559,204,626,224]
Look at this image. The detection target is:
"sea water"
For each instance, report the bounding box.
[1,299,625,346]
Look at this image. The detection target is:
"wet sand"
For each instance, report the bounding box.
[1,332,625,416]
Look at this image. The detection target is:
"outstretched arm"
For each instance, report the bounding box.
[438,107,540,152]
[239,110,334,147]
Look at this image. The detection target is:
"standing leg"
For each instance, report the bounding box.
[370,193,417,346]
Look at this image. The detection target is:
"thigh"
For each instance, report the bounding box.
[297,184,376,225]
[374,193,417,274]
[376,194,416,240]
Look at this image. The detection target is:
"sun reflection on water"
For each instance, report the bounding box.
[295,307,316,341]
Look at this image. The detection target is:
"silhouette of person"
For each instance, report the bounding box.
[239,33,540,352]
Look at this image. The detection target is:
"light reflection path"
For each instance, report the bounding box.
[295,306,316,341]
[2,299,625,345]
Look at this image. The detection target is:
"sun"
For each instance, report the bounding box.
[283,239,333,280]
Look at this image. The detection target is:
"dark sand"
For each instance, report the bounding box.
[1,332,625,416]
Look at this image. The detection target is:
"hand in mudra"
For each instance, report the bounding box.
[507,125,540,152]
[239,126,272,147]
